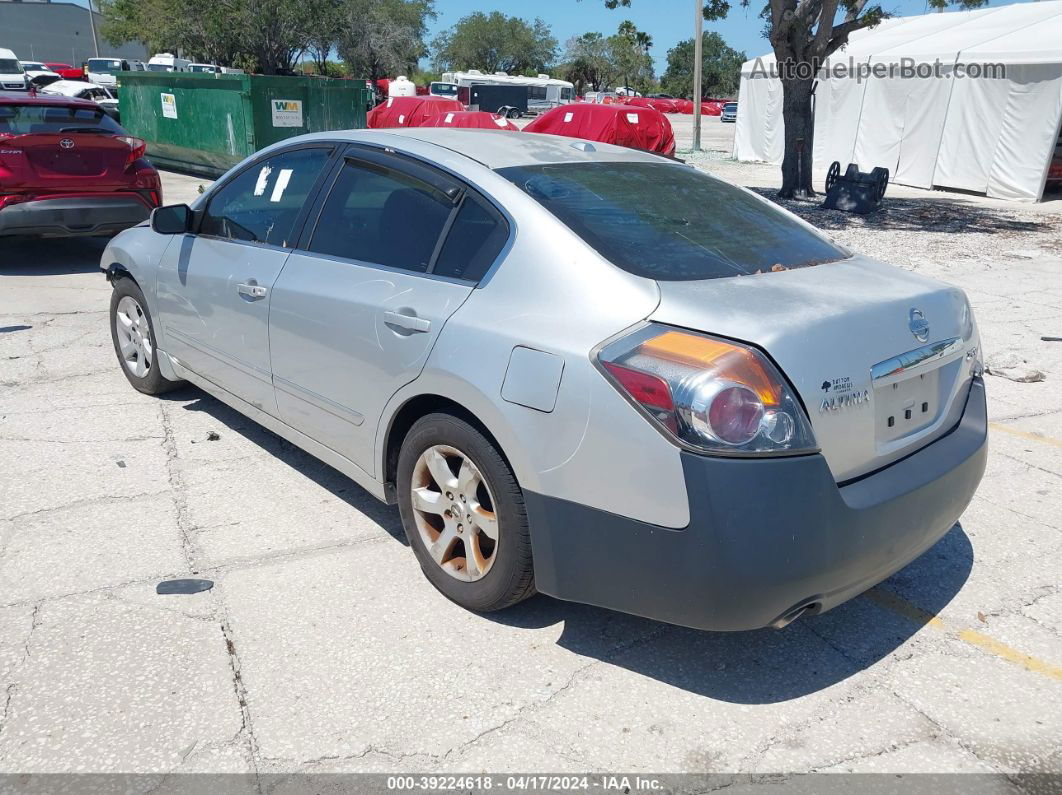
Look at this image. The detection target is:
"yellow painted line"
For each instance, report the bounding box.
[989,422,1062,449]
[864,587,1062,682]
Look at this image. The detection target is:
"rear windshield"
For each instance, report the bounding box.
[497,162,848,281]
[189,64,218,73]
[0,104,123,135]
[431,82,458,97]
[146,64,171,72]
[88,59,123,73]
[0,59,24,74]
[724,103,737,111]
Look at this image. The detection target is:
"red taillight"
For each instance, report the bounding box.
[603,362,674,412]
[116,135,146,165]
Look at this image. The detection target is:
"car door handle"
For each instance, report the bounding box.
[237,282,268,300]
[384,310,431,334]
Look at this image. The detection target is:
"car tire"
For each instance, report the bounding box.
[109,277,183,395]
[397,412,536,612]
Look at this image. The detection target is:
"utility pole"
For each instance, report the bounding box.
[692,0,703,151]
[87,0,100,58]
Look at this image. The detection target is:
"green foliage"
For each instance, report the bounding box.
[558,21,654,93]
[431,11,558,75]
[661,32,744,98]
[100,0,434,77]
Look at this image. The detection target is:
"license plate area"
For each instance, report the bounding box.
[875,368,940,443]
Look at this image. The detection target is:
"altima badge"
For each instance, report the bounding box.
[909,308,930,343]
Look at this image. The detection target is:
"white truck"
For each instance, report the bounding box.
[146,53,191,73]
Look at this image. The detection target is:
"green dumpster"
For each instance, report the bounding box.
[118,73,370,177]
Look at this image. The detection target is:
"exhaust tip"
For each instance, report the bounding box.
[770,601,821,629]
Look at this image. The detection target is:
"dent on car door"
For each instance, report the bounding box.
[269,150,510,477]
[155,146,333,413]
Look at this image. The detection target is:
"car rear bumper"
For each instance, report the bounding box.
[526,378,987,631]
[0,195,152,237]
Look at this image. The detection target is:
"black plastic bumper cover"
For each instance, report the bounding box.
[526,378,988,631]
[0,196,150,237]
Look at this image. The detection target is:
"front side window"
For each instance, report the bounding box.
[308,159,454,272]
[199,147,331,247]
[0,59,23,74]
[497,162,848,281]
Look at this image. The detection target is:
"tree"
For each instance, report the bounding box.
[598,0,987,198]
[662,32,744,98]
[611,20,653,92]
[337,0,435,85]
[560,32,617,92]
[432,12,557,75]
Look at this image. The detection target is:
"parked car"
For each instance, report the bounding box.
[84,57,133,90]
[0,94,161,237]
[44,62,85,80]
[39,79,120,120]
[19,61,56,82]
[721,101,738,122]
[99,129,987,631]
[0,48,28,92]
[523,102,676,156]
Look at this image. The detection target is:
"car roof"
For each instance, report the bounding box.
[41,80,101,95]
[0,92,98,108]
[298,127,673,169]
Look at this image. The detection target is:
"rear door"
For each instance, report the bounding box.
[268,147,509,477]
[155,145,334,413]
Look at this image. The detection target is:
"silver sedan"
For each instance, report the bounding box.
[101,129,987,631]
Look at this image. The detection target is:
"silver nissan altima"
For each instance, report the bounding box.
[101,129,987,631]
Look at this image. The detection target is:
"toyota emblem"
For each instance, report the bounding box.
[909,308,930,343]
[59,138,75,149]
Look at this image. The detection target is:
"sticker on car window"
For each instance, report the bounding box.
[253,166,272,197]
[269,169,293,202]
[626,113,639,123]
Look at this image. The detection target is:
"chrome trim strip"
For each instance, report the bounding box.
[274,375,365,426]
[871,337,964,383]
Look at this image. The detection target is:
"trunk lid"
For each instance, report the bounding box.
[1,133,133,189]
[650,256,978,481]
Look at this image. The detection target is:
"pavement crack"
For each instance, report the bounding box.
[220,618,263,790]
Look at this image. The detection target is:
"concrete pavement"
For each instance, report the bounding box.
[0,167,1060,785]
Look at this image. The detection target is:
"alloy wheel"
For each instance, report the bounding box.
[410,444,499,582]
[115,295,153,378]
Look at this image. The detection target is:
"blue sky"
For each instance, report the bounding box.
[426,0,1039,74]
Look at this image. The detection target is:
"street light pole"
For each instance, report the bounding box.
[87,0,100,58]
[692,0,703,151]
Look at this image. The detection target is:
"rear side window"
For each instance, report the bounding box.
[308,159,454,273]
[199,147,331,247]
[497,162,848,281]
[433,195,508,280]
[0,104,122,135]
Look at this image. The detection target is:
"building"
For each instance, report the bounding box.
[734,1,1062,202]
[0,0,147,66]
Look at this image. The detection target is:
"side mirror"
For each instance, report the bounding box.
[151,204,192,235]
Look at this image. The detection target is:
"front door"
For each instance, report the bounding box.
[155,145,333,413]
[268,149,509,476]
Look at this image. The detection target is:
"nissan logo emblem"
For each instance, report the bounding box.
[59,138,75,149]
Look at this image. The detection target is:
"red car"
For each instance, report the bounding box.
[0,94,161,237]
[44,62,85,81]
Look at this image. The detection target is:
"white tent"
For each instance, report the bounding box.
[734,1,1062,202]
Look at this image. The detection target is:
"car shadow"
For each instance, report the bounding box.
[162,387,407,544]
[0,235,111,276]
[163,384,973,704]
[487,522,974,704]
[749,187,1054,235]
